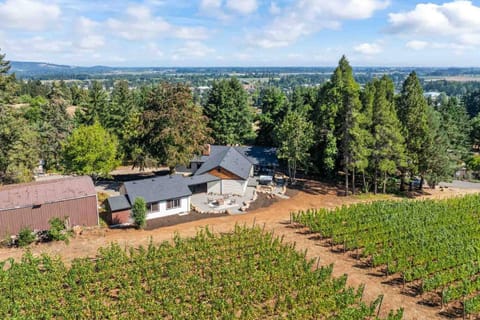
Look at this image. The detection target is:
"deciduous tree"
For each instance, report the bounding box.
[141,82,212,171]
[62,122,119,180]
[275,110,314,182]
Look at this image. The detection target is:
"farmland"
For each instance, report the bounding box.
[0,226,402,319]
[292,194,480,318]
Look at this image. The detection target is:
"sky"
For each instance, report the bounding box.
[0,0,479,67]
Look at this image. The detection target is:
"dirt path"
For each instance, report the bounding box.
[1,183,478,319]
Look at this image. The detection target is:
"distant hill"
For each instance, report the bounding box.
[10,61,118,78]
[9,60,480,82]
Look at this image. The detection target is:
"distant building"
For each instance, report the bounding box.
[0,176,98,237]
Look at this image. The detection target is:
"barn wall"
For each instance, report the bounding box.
[0,196,98,237]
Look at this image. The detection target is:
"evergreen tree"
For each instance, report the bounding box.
[74,80,108,126]
[0,49,16,104]
[256,86,287,146]
[435,96,470,164]
[423,107,452,189]
[0,108,40,184]
[204,78,254,145]
[103,80,136,159]
[141,82,212,171]
[39,82,72,171]
[331,56,369,195]
[397,71,430,190]
[366,76,405,194]
[313,83,338,176]
[464,89,480,118]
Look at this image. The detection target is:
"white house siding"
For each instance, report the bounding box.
[146,197,190,220]
[207,181,221,194]
[221,180,247,195]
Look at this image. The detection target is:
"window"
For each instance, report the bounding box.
[148,203,160,213]
[167,198,181,210]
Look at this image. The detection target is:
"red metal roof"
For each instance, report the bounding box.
[0,176,96,211]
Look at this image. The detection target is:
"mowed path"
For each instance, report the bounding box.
[1,182,478,319]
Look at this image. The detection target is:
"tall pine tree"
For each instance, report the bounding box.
[366,76,405,194]
[330,56,369,195]
[397,71,430,190]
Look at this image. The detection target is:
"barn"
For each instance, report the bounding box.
[0,176,99,237]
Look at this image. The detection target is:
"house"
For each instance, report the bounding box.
[178,145,279,195]
[0,176,98,237]
[106,174,220,224]
[106,145,279,225]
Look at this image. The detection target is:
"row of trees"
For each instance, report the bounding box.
[1,48,478,195]
[246,57,472,194]
[1,49,212,183]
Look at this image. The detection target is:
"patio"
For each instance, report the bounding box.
[191,185,257,214]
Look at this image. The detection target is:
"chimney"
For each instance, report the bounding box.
[203,144,211,156]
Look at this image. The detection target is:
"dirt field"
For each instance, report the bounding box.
[1,181,479,319]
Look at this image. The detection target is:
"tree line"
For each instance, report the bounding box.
[2,49,480,195]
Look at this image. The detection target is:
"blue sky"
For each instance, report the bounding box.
[0,0,479,67]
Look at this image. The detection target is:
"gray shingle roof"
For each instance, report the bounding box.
[195,147,253,180]
[123,175,192,204]
[235,146,279,167]
[194,145,278,167]
[185,174,220,186]
[107,195,131,212]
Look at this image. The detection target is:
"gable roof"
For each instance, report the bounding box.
[195,147,253,180]
[185,173,220,186]
[107,195,131,212]
[194,145,278,167]
[0,176,96,211]
[235,146,279,167]
[123,175,192,204]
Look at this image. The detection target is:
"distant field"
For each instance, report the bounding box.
[293,194,480,318]
[0,226,402,319]
[424,76,480,82]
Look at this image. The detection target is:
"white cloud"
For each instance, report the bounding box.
[226,0,257,15]
[0,0,61,31]
[174,27,210,40]
[146,42,164,57]
[354,42,383,55]
[173,41,215,60]
[388,1,480,47]
[107,5,208,41]
[199,0,229,20]
[75,17,105,50]
[406,40,428,50]
[269,2,281,15]
[251,0,389,48]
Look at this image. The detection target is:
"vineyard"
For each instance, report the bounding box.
[292,194,480,318]
[0,226,402,319]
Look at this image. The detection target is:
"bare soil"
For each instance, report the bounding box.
[0,181,478,320]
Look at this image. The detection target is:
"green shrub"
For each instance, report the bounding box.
[17,228,36,247]
[131,197,147,229]
[47,217,70,243]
